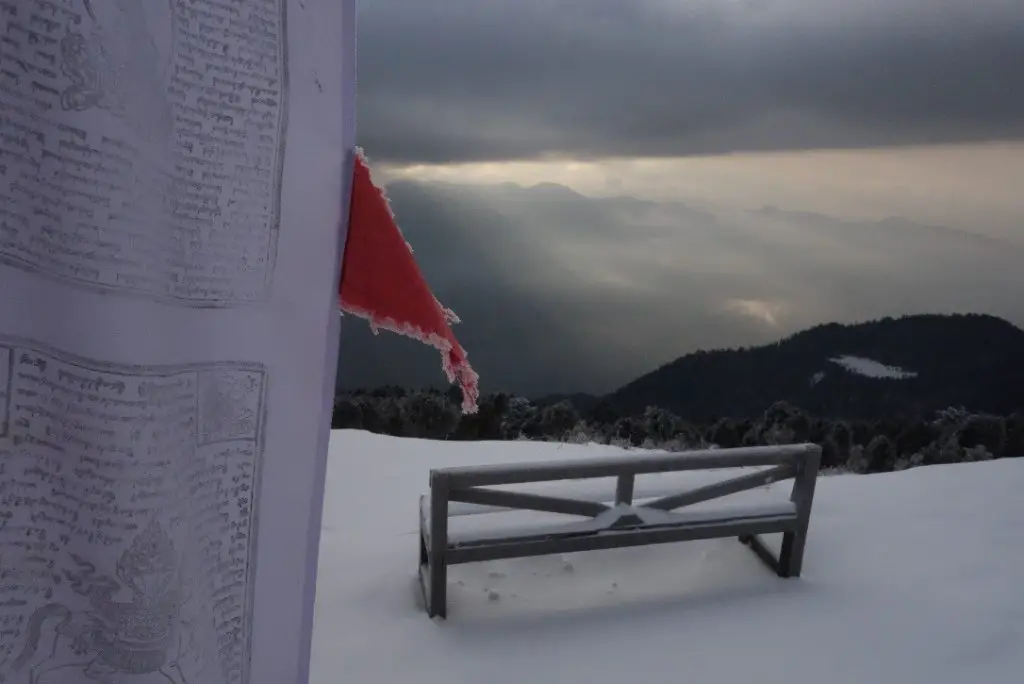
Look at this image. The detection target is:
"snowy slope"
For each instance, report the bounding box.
[829,354,918,379]
[310,430,1024,684]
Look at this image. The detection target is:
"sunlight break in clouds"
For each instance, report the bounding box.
[378,143,1024,238]
[723,299,787,328]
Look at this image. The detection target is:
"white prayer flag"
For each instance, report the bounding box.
[0,1,355,683]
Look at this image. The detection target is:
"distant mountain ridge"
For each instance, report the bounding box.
[541,314,1024,421]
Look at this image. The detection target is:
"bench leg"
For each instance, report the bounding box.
[427,558,447,619]
[739,534,781,575]
[778,451,820,578]
[739,531,805,578]
[428,480,450,618]
[418,528,448,618]
[778,528,807,578]
[418,530,429,608]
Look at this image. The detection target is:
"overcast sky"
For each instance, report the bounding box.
[358,0,1024,164]
[340,0,1024,397]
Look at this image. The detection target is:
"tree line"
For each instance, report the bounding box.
[332,387,1024,473]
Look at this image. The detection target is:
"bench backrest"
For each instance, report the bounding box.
[434,443,820,488]
[429,443,821,517]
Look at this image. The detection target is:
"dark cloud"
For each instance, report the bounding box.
[338,180,1024,396]
[357,0,1024,164]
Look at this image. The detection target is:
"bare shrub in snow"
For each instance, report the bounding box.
[846,445,868,474]
[865,435,897,473]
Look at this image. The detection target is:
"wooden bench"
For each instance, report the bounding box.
[418,443,822,618]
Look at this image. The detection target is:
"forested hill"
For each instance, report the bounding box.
[599,314,1024,421]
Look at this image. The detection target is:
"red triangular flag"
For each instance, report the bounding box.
[339,149,480,414]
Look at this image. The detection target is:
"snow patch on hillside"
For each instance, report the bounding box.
[829,355,917,379]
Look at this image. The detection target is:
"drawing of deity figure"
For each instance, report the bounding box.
[5,520,207,684]
[61,0,174,140]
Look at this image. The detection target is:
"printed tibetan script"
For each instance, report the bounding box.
[0,339,267,684]
[0,0,348,683]
[0,0,288,306]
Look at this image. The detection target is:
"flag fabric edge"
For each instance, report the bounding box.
[339,148,480,414]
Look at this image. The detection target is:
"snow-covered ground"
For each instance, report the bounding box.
[310,430,1023,684]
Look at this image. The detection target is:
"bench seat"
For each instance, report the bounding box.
[421,493,797,563]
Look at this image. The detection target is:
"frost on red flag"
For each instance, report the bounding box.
[339,149,480,414]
